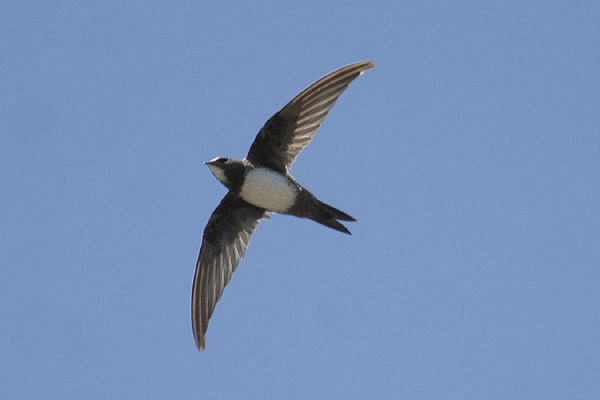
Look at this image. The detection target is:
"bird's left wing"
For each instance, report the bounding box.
[191,192,266,350]
[246,61,374,172]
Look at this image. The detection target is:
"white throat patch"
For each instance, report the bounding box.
[208,164,228,185]
[239,168,298,212]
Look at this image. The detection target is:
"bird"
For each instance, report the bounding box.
[192,60,374,350]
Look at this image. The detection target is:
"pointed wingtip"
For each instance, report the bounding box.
[194,331,206,351]
[357,60,375,73]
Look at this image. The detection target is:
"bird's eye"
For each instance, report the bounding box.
[218,158,227,163]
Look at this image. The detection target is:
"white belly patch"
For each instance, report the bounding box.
[239,168,298,212]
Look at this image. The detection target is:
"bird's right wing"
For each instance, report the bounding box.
[191,192,266,350]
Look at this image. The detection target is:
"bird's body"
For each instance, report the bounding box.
[192,61,374,350]
[238,165,299,213]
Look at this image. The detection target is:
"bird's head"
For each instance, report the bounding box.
[205,157,246,189]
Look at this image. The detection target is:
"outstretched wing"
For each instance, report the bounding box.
[191,192,265,350]
[246,60,374,173]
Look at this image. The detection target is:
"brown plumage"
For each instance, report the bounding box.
[192,61,374,350]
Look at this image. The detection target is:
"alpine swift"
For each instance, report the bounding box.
[192,60,374,350]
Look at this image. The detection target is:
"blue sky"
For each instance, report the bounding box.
[2,1,599,398]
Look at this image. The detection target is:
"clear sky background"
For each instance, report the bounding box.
[2,1,599,398]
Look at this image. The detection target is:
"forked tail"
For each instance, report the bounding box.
[312,200,356,235]
[287,189,356,234]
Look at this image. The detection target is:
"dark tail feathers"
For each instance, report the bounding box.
[313,201,356,235]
